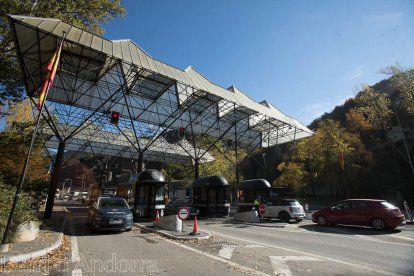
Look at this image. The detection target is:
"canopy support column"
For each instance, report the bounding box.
[44,141,65,219]
[134,152,144,216]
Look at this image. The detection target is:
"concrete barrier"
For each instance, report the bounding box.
[12,221,40,243]
[155,215,182,231]
[233,211,260,223]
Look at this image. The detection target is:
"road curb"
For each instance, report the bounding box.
[0,209,69,265]
[134,223,210,241]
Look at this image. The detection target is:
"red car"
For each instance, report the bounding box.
[312,199,406,230]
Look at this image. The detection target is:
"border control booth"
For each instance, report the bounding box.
[192,176,231,217]
[133,169,167,219]
[237,179,271,212]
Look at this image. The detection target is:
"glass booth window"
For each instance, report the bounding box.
[155,186,165,205]
[193,188,201,202]
[137,185,147,204]
[201,187,207,201]
[217,189,224,203]
[209,189,216,203]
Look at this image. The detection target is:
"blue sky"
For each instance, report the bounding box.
[102,0,414,126]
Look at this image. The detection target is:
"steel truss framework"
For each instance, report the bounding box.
[9,15,313,216]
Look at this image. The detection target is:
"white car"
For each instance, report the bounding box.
[263,199,305,223]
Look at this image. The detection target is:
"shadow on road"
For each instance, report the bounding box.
[298,223,401,235]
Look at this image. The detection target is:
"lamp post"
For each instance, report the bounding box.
[392,105,414,179]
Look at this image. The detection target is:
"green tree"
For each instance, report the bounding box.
[382,65,414,114]
[0,178,38,242]
[0,0,126,107]
[295,119,373,197]
[273,161,307,192]
[354,86,393,131]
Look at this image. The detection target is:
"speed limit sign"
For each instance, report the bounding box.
[177,207,190,220]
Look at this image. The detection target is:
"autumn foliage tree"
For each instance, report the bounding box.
[292,119,373,197]
[0,100,49,185]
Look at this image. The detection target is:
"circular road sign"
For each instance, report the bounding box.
[178,207,190,220]
[259,204,266,216]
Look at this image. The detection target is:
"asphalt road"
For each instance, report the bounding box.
[66,205,253,275]
[66,204,414,275]
[184,217,414,275]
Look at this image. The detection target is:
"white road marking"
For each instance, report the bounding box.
[212,232,398,276]
[66,207,82,276]
[269,256,321,276]
[245,244,265,248]
[71,230,81,262]
[218,246,235,260]
[161,237,271,276]
[72,268,82,276]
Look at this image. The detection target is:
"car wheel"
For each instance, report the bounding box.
[279,212,291,223]
[317,216,327,226]
[372,218,386,230]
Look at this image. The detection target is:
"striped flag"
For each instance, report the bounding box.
[37,42,63,109]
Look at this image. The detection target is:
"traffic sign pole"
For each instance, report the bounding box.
[177,207,190,232]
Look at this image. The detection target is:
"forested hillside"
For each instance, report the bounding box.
[241,66,414,204]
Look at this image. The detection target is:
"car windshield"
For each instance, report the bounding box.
[286,200,300,206]
[99,198,128,208]
[380,202,395,209]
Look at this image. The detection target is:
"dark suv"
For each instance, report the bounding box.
[87,196,133,232]
[312,199,405,230]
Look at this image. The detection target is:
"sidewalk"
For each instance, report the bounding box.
[134,221,210,240]
[134,215,291,241]
[0,203,69,271]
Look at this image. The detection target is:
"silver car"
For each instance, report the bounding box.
[263,199,305,223]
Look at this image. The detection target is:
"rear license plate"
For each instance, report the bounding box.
[109,219,123,224]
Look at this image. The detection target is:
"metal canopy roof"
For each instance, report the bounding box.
[9,15,312,161]
[44,122,214,164]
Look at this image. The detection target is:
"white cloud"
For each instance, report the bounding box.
[298,94,353,125]
[362,13,402,32]
[365,13,402,25]
[343,65,365,82]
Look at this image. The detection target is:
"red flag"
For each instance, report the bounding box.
[38,43,63,109]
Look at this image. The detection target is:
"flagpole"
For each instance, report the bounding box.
[1,32,66,249]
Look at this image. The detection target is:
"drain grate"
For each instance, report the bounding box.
[207,241,240,248]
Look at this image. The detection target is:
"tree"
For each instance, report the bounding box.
[273,162,307,192]
[0,99,49,184]
[381,65,414,114]
[345,109,373,134]
[295,119,373,197]
[0,0,126,107]
[354,86,393,131]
